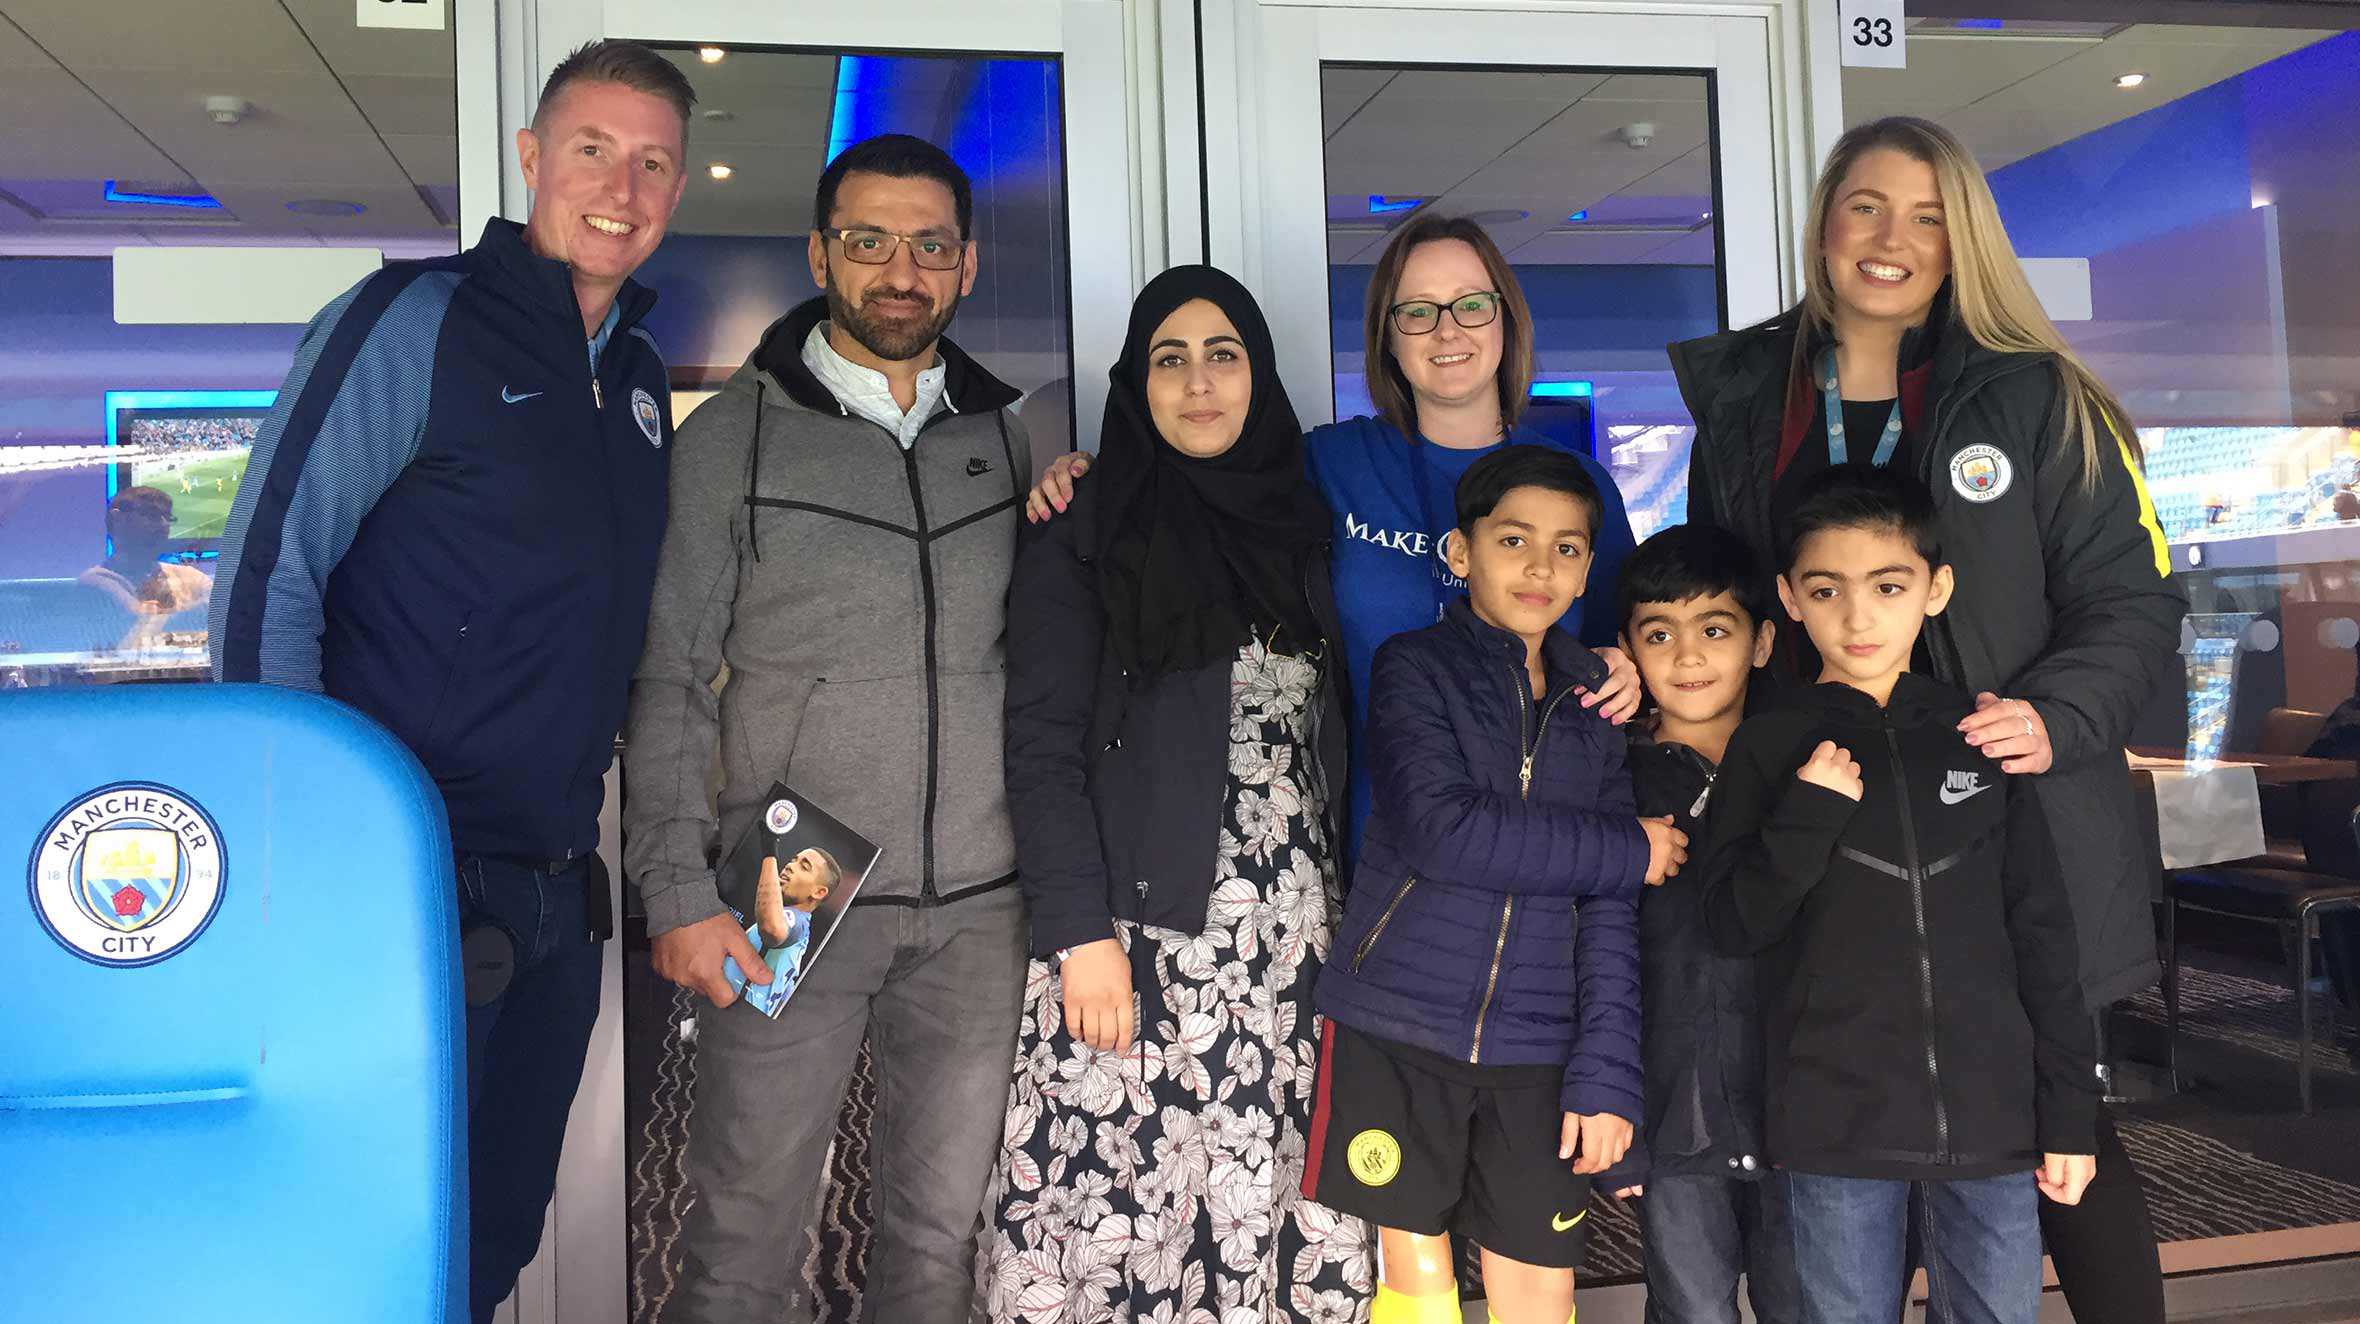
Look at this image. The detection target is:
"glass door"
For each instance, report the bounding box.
[1210,3,1794,535]
[500,5,1142,1322]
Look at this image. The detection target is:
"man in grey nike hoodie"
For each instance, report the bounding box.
[622,135,1032,1323]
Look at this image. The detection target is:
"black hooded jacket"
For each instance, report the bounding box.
[1672,313,2184,1008]
[1621,733,1771,1183]
[1699,675,2099,1181]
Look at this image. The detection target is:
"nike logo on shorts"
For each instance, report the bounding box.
[501,386,543,404]
[1552,1210,1586,1233]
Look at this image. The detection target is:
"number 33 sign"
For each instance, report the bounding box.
[1840,0,1905,69]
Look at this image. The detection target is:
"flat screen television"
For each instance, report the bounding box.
[103,390,275,560]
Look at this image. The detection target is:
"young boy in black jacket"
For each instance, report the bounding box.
[1699,464,2097,1324]
[1608,524,1797,1324]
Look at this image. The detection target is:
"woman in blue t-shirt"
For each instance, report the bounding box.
[1029,215,1641,857]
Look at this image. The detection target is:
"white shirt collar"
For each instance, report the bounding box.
[800,322,954,450]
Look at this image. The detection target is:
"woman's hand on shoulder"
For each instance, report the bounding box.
[1582,645,1643,725]
[1960,692,2053,774]
[1026,451,1093,524]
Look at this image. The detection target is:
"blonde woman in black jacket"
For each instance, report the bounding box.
[1673,116,2182,1323]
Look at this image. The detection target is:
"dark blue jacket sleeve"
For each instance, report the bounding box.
[209,268,450,686]
[1367,638,1649,896]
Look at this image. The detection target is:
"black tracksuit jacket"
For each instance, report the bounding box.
[1699,675,2099,1181]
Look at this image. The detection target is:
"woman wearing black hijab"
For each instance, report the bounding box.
[984,267,1375,1318]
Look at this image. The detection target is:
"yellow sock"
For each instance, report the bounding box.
[1372,1282,1462,1324]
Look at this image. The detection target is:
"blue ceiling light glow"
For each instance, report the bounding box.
[825,55,873,165]
[1529,380,1594,399]
[1367,195,1424,214]
[1956,18,2006,29]
[1566,209,1590,222]
[103,181,221,209]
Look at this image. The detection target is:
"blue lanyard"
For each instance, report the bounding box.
[1816,344,1903,467]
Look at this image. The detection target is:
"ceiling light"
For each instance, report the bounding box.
[2251,192,2273,209]
[204,95,250,126]
[104,180,221,209]
[2114,72,2146,88]
[1367,195,1424,215]
[1566,209,1591,223]
[1468,209,1530,225]
[708,163,734,181]
[701,108,735,122]
[698,47,726,64]
[285,199,366,216]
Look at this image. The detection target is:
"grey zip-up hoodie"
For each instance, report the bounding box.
[623,298,1031,934]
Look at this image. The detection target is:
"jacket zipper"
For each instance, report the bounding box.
[1474,659,1561,1063]
[1352,875,1417,971]
[1689,766,1719,819]
[1471,897,1514,1063]
[898,442,943,902]
[1883,713,1950,1160]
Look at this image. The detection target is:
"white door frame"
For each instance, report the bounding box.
[488,4,1146,1321]
[1196,0,1842,427]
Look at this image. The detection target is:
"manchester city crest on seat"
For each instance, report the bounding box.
[29,782,226,967]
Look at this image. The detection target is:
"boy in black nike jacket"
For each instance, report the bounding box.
[1699,465,2097,1324]
[1611,524,1797,1324]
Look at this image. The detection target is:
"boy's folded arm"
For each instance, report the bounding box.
[1003,513,1117,957]
[1700,727,1859,956]
[1369,643,1649,896]
[2002,778,2102,1154]
[1562,891,1642,1125]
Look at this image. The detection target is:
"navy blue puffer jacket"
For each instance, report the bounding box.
[1316,597,1649,1120]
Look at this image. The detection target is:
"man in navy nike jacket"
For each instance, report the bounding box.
[208,41,693,1321]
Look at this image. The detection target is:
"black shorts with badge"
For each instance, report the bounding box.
[1302,1020,1594,1268]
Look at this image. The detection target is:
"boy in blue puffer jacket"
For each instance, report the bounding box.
[1306,446,1685,1324]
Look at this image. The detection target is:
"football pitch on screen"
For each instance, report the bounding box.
[139,454,250,540]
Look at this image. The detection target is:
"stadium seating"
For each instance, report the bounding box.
[0,684,465,1321]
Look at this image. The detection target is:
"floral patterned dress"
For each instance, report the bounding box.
[981,639,1375,1324]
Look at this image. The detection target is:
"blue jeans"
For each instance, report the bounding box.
[1641,1173,1800,1324]
[457,852,606,1324]
[1788,1171,2040,1324]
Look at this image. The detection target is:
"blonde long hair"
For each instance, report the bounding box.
[1797,116,2138,486]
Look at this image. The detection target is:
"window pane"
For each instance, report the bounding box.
[1322,65,1723,539]
[0,5,460,686]
[1851,16,2360,1259]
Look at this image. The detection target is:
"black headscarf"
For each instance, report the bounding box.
[1091,266,1331,678]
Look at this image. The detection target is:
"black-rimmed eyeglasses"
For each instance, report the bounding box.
[825,227,967,271]
[1388,290,1503,336]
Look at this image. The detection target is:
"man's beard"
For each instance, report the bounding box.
[824,269,960,363]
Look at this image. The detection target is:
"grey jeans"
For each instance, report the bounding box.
[673,884,1027,1323]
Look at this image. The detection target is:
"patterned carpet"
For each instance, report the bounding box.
[625,962,2360,1322]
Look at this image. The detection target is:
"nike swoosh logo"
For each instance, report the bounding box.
[1938,783,1992,805]
[501,387,543,404]
[1552,1210,1587,1232]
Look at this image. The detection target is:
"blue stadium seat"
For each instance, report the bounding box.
[0,684,464,1321]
